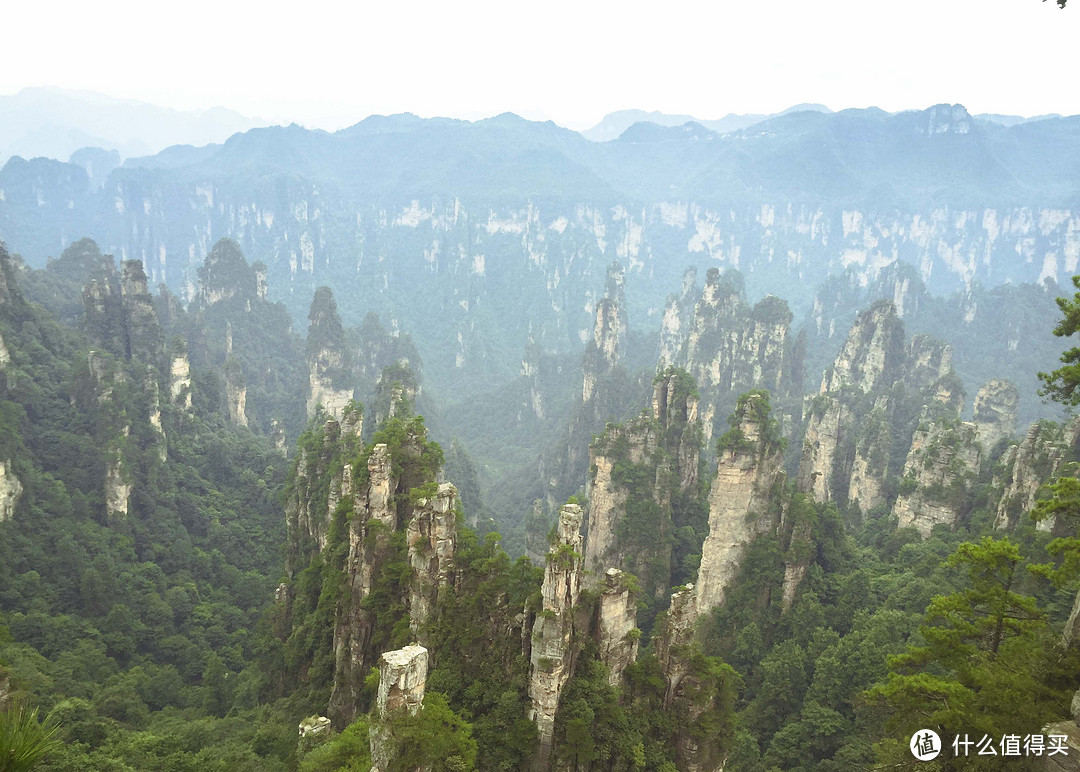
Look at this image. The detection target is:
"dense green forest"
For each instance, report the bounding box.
[2,234,1080,771]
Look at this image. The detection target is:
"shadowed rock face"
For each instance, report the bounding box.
[528,503,584,770]
[798,301,961,512]
[993,417,1080,532]
[972,379,1019,454]
[407,482,458,636]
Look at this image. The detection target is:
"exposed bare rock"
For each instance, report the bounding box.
[655,585,698,710]
[583,368,701,601]
[658,267,698,370]
[973,379,1020,454]
[528,503,585,770]
[695,393,785,614]
[584,418,657,580]
[105,444,131,523]
[846,405,890,513]
[407,482,458,636]
[225,363,248,427]
[582,263,626,403]
[994,419,1078,531]
[798,301,962,510]
[371,645,429,772]
[119,260,162,362]
[682,268,792,446]
[894,419,981,537]
[0,460,23,522]
[0,332,10,369]
[298,715,331,739]
[594,568,639,687]
[820,300,904,394]
[653,584,729,771]
[170,350,191,409]
[376,644,429,716]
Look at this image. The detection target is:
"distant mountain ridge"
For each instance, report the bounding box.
[0,86,270,163]
[581,104,834,141]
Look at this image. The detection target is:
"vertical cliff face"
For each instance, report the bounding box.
[798,301,962,513]
[170,348,192,409]
[370,644,429,772]
[328,439,399,725]
[584,368,701,601]
[677,268,794,446]
[119,260,163,364]
[0,460,23,522]
[306,287,354,419]
[653,584,730,771]
[893,418,981,536]
[820,300,905,394]
[594,568,639,688]
[694,392,785,615]
[584,418,657,578]
[993,419,1080,531]
[285,418,353,572]
[658,267,698,370]
[973,379,1020,455]
[582,263,627,404]
[105,446,131,523]
[224,359,248,427]
[407,482,458,636]
[528,502,585,770]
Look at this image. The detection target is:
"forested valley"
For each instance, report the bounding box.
[0,223,1079,772]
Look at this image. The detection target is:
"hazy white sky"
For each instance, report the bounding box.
[3,0,1076,129]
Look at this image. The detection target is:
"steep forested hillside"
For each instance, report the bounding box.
[2,228,1080,771]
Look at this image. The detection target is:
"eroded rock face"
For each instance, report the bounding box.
[584,420,657,581]
[582,263,627,404]
[226,376,248,427]
[595,568,638,688]
[973,379,1020,455]
[894,419,981,537]
[376,645,428,716]
[655,585,698,710]
[407,483,458,636]
[681,269,793,445]
[328,434,418,726]
[371,645,430,772]
[285,419,346,571]
[528,503,585,769]
[119,260,162,363]
[170,352,192,409]
[821,301,904,394]
[694,393,785,614]
[0,460,23,522]
[993,419,1080,531]
[105,451,131,523]
[307,358,354,419]
[798,301,962,511]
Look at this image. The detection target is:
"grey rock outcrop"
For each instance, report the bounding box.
[170,350,192,409]
[694,392,785,614]
[0,460,23,522]
[994,418,1080,531]
[798,301,961,511]
[582,263,627,404]
[407,483,458,636]
[972,379,1020,455]
[594,568,639,688]
[584,368,700,600]
[528,503,585,770]
[894,419,981,536]
[370,644,429,772]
